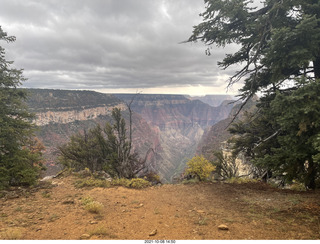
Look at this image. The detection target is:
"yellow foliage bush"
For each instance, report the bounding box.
[2,228,23,240]
[84,201,104,214]
[290,181,306,191]
[75,177,110,188]
[81,196,95,205]
[226,177,258,184]
[185,155,215,181]
[111,178,131,187]
[129,178,152,188]
[81,196,104,214]
[75,177,152,189]
[111,178,151,189]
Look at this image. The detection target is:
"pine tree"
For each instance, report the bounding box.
[188,0,320,99]
[0,26,43,188]
[188,0,320,188]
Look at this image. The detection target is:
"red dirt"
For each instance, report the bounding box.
[0,176,319,240]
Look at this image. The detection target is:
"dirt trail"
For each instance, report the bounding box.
[0,176,319,240]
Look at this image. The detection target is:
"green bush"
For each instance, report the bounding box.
[75,168,92,178]
[142,172,161,184]
[111,178,131,187]
[110,178,151,189]
[290,181,306,191]
[12,167,39,186]
[81,196,104,214]
[226,177,258,184]
[129,178,152,188]
[181,178,200,184]
[75,177,110,188]
[0,167,10,190]
[84,201,104,214]
[185,155,216,181]
[81,196,95,205]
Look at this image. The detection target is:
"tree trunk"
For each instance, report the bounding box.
[314,56,320,80]
[306,158,316,190]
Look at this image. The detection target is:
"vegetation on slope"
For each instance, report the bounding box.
[26,89,121,112]
[0,27,45,189]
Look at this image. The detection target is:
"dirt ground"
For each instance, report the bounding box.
[0,176,319,240]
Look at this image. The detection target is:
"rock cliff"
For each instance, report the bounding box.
[114,94,235,129]
[186,94,235,107]
[27,89,237,182]
[196,96,259,177]
[114,94,236,181]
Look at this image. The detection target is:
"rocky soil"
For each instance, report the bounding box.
[0,176,319,240]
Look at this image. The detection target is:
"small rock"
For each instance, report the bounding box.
[62,199,75,204]
[90,221,98,224]
[7,192,19,199]
[40,176,54,181]
[218,224,229,231]
[196,210,205,214]
[80,234,91,240]
[51,181,63,186]
[135,203,144,209]
[149,229,157,236]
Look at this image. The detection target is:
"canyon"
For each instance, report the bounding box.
[26,89,236,182]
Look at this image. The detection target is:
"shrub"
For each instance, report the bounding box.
[185,155,216,181]
[290,181,306,191]
[89,225,109,237]
[142,172,161,184]
[129,178,152,188]
[226,177,258,184]
[181,178,200,184]
[111,178,151,189]
[81,196,104,214]
[2,228,23,240]
[89,225,118,239]
[75,168,92,178]
[85,201,104,214]
[81,196,95,205]
[75,177,110,188]
[111,178,131,187]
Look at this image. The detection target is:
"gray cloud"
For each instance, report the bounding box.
[0,0,241,94]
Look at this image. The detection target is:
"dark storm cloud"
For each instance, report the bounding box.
[0,0,240,94]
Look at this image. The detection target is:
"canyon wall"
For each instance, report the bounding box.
[114,94,236,181]
[33,104,126,126]
[27,89,236,182]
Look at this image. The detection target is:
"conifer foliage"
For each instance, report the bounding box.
[0,26,44,189]
[188,0,320,188]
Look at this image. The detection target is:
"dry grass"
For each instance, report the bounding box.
[85,201,104,214]
[89,225,118,238]
[1,228,23,240]
[81,196,104,214]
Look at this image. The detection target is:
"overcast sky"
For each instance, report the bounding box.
[0,0,243,95]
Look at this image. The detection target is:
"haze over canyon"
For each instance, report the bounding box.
[27,89,236,182]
